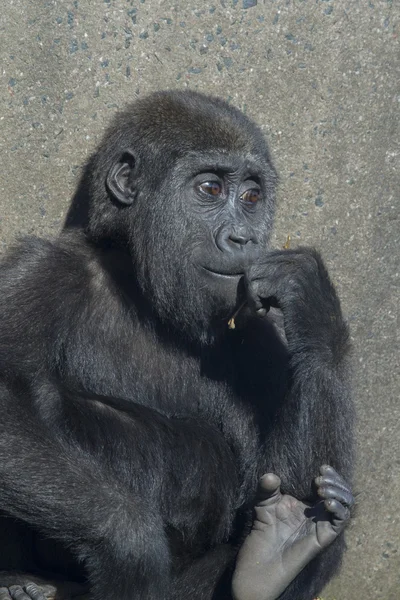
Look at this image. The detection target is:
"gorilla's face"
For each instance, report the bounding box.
[128,152,275,342]
[166,153,268,290]
[183,155,263,277]
[91,90,277,342]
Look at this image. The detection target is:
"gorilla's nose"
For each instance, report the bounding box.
[228,232,252,247]
[216,226,258,254]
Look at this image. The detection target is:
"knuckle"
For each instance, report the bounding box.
[298,248,320,275]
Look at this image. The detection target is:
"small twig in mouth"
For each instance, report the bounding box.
[283,234,291,249]
[228,300,247,330]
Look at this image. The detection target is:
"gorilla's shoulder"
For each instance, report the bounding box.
[0,232,101,319]
[0,233,103,371]
[0,232,94,279]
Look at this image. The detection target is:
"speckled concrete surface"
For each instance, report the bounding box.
[0,1,399,598]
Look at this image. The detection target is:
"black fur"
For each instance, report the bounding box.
[0,90,354,600]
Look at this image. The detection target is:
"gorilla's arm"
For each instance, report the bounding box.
[0,381,237,600]
[245,247,353,484]
[0,384,169,600]
[245,247,354,598]
[0,237,234,600]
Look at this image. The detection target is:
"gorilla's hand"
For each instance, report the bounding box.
[244,248,347,353]
[232,466,353,600]
[0,575,86,600]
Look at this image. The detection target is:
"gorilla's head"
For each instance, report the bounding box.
[68,90,277,342]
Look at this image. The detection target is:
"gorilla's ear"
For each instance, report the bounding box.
[106,150,137,206]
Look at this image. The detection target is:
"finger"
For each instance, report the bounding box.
[319,465,348,487]
[244,273,265,313]
[317,465,353,498]
[324,499,350,528]
[23,584,48,600]
[315,474,351,494]
[244,258,282,313]
[0,588,12,600]
[9,587,32,600]
[318,485,354,508]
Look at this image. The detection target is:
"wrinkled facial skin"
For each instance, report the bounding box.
[125,155,276,343]
[87,90,277,342]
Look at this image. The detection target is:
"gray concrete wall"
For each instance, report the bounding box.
[0,1,399,598]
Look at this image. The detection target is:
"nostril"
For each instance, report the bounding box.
[228,234,249,247]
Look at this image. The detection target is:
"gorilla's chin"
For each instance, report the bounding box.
[154,275,243,345]
[191,272,246,341]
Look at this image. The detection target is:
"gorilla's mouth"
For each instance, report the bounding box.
[201,267,243,279]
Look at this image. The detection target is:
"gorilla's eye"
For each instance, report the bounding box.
[199,182,222,197]
[242,189,261,204]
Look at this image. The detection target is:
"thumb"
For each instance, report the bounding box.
[256,473,282,506]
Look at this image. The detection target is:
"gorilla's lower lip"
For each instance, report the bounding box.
[201,267,243,278]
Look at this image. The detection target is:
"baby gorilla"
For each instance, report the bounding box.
[0,90,355,600]
[0,467,352,600]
